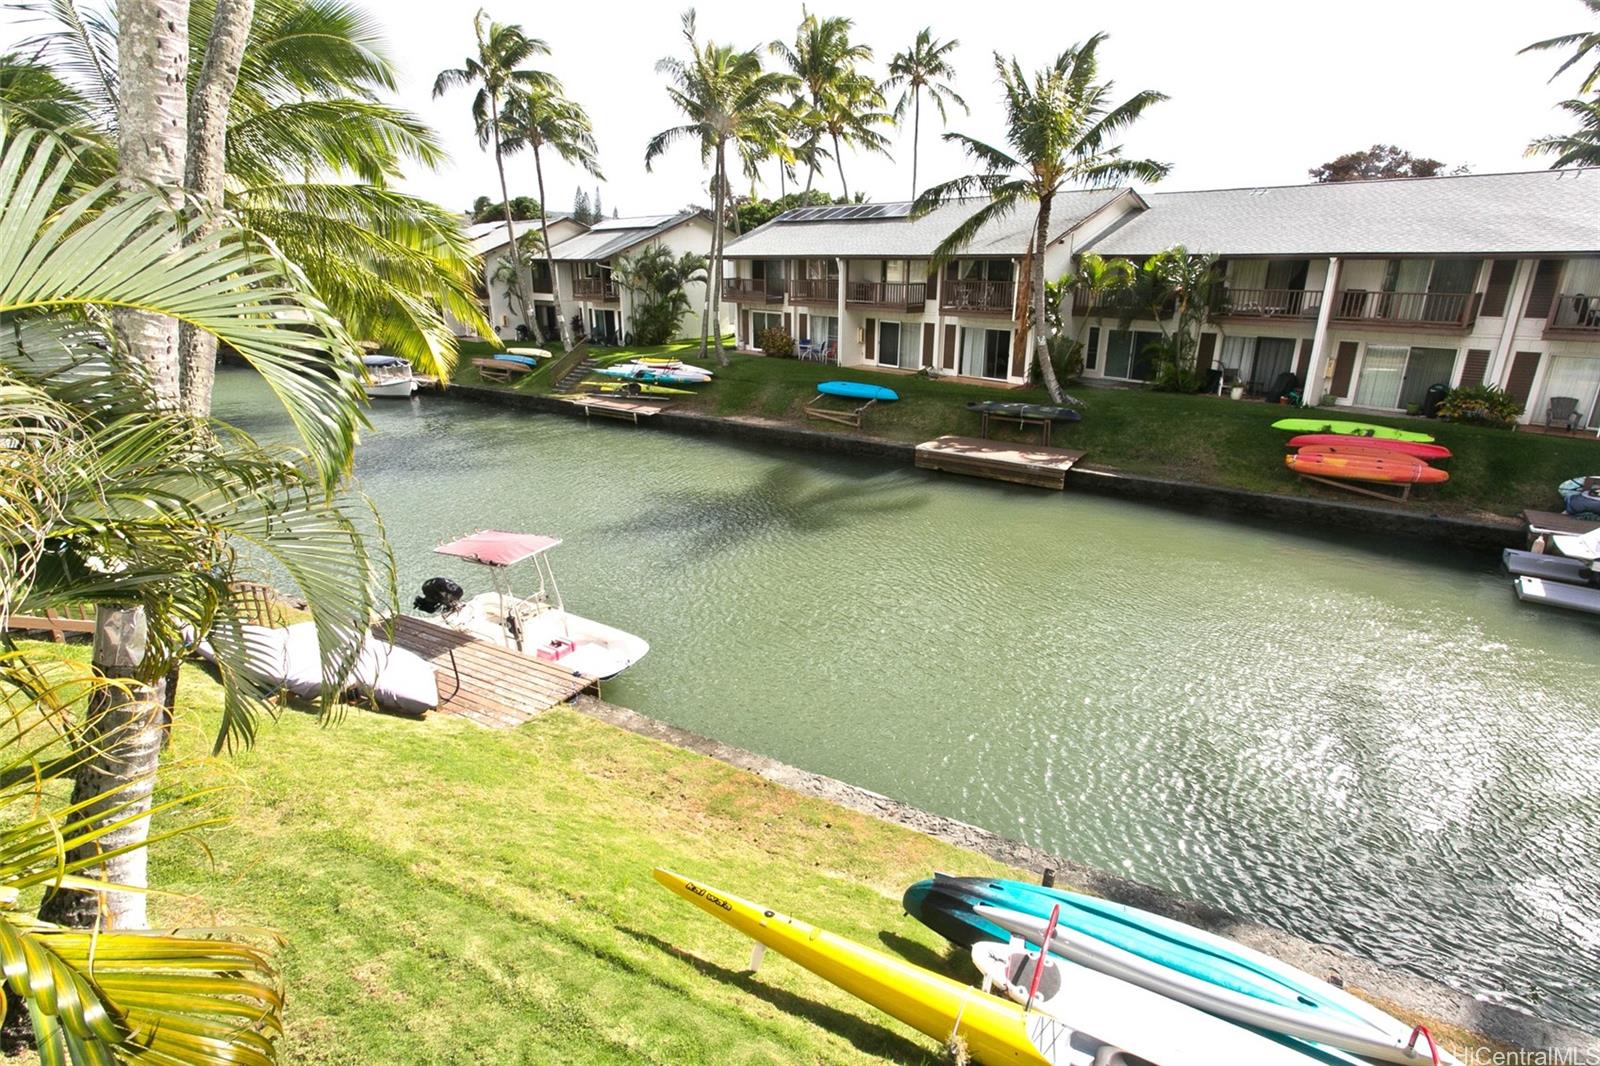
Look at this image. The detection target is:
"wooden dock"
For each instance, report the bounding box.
[561,396,670,423]
[914,435,1084,490]
[381,615,597,728]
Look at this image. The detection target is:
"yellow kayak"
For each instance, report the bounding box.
[654,868,1051,1064]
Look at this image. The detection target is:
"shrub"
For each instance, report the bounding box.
[757,326,795,358]
[1437,384,1522,428]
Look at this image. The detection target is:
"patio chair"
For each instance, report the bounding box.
[796,338,821,361]
[1546,395,1582,430]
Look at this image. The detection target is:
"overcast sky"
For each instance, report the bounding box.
[4,0,1593,216]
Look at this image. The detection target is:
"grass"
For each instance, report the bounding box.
[446,341,1598,518]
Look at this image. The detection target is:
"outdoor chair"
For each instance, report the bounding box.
[796,338,822,361]
[1547,395,1582,431]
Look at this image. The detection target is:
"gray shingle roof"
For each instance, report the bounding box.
[722,190,1130,259]
[543,210,705,261]
[1085,169,1600,257]
[466,215,580,256]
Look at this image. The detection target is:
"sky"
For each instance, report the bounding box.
[3,0,1593,216]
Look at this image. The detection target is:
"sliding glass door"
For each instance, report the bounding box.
[959,327,1012,379]
[1353,345,1408,409]
[878,321,904,367]
[1539,356,1600,428]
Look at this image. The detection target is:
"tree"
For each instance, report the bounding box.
[1125,247,1224,392]
[490,230,548,324]
[737,189,841,231]
[648,9,795,364]
[470,194,540,222]
[1068,251,1135,360]
[770,9,888,200]
[612,244,707,344]
[435,11,551,342]
[472,193,494,217]
[500,77,601,352]
[1308,144,1448,182]
[1528,95,1600,167]
[573,186,591,223]
[593,184,603,219]
[915,37,1168,403]
[1520,0,1600,93]
[883,28,966,200]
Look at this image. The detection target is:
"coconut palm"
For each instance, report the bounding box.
[18,0,493,392]
[1,125,384,1062]
[770,9,888,199]
[499,80,601,352]
[883,28,967,200]
[1069,252,1136,354]
[914,37,1168,403]
[612,244,707,345]
[647,9,795,363]
[435,12,554,344]
[1521,0,1600,93]
[1528,95,1600,167]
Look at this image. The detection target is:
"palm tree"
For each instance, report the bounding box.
[914,38,1168,403]
[648,9,794,364]
[1520,0,1600,93]
[612,244,707,345]
[883,29,967,200]
[500,80,602,353]
[1069,252,1135,355]
[435,11,552,343]
[1528,95,1600,167]
[770,10,888,200]
[2,126,383,1062]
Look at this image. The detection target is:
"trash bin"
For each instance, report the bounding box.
[1421,382,1450,418]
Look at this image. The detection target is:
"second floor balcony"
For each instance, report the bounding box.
[1217,287,1322,320]
[722,277,785,303]
[1331,289,1481,331]
[940,278,1016,315]
[846,280,928,312]
[572,276,619,301]
[1545,293,1600,338]
[787,278,839,304]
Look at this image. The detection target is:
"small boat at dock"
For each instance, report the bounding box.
[363,354,418,398]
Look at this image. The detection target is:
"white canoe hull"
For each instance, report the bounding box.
[366,376,417,398]
[428,592,648,679]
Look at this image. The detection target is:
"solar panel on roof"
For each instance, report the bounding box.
[770,201,916,223]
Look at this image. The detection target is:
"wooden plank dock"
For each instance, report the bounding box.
[380,615,597,728]
[914,435,1084,490]
[561,396,670,424]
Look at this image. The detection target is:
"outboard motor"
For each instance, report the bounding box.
[413,577,464,614]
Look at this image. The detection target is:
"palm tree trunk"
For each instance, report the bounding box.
[37,606,166,931]
[710,141,728,366]
[532,144,573,352]
[114,0,190,408]
[1032,196,1064,403]
[490,110,537,343]
[910,88,921,200]
[179,0,255,418]
[832,132,849,200]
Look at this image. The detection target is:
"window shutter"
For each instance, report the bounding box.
[1086,326,1100,370]
[922,323,935,368]
[1197,332,1218,370]
[1328,341,1359,398]
[1504,351,1541,408]
[943,324,956,370]
[739,309,750,347]
[1523,260,1562,319]
[1480,260,1517,317]
[797,313,808,339]
[864,318,876,359]
[1294,337,1312,378]
[1460,349,1491,387]
[783,312,792,336]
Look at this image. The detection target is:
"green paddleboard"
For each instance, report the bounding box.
[1271,418,1435,443]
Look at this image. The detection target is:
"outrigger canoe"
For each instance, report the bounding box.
[654,869,1354,1066]
[594,364,712,385]
[1272,418,1435,443]
[1285,451,1447,485]
[1287,434,1451,461]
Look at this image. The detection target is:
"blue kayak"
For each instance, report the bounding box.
[905,876,1366,1025]
[817,380,898,402]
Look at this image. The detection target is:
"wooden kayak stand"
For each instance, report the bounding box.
[914,435,1084,490]
[1295,472,1419,502]
[804,393,877,428]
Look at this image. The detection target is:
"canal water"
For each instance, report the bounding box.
[215,371,1600,1032]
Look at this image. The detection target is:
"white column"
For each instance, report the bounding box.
[835,257,847,363]
[1301,256,1341,406]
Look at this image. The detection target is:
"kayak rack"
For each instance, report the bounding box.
[1294,471,1418,502]
[804,393,877,428]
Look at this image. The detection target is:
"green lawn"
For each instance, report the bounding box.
[447,341,1597,518]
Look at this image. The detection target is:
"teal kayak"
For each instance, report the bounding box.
[817,380,898,402]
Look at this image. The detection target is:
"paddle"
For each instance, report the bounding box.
[1025,902,1062,1010]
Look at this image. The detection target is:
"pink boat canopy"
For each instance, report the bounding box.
[433,530,562,567]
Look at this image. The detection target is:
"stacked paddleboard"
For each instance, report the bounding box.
[1504,528,1600,617]
[576,357,714,399]
[1278,424,1450,493]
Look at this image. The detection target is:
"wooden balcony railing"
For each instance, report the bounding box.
[787,278,839,303]
[572,276,618,301]
[722,277,785,303]
[1546,293,1600,337]
[1218,287,1322,319]
[1331,289,1481,329]
[846,280,928,311]
[940,278,1015,314]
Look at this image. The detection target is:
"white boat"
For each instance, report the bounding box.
[364,354,418,398]
[412,530,648,679]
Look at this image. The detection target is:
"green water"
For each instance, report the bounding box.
[215,371,1600,1032]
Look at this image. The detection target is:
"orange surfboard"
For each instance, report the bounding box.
[1285,451,1448,485]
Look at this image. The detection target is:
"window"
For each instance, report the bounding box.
[807,315,839,345]
[1103,329,1162,381]
[750,310,784,348]
[878,321,905,367]
[1085,326,1100,371]
[1352,345,1457,410]
[959,327,1012,379]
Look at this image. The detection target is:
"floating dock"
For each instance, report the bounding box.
[561,396,669,423]
[381,615,597,728]
[914,435,1084,490]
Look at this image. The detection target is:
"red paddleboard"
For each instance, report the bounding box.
[1286,451,1449,485]
[1287,434,1451,461]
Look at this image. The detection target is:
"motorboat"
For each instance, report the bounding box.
[364,354,418,398]
[412,530,648,679]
